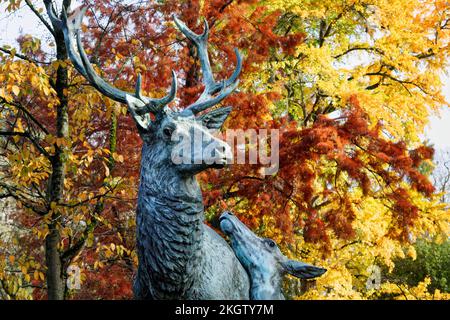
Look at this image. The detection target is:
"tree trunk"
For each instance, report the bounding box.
[45,226,64,300]
[45,4,69,300]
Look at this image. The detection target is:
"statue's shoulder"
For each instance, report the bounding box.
[201,223,238,261]
[202,223,229,246]
[198,224,250,299]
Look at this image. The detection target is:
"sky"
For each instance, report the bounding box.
[424,79,450,150]
[1,3,450,151]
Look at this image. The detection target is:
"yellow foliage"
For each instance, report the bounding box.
[378,277,450,300]
[236,0,450,300]
[260,0,449,141]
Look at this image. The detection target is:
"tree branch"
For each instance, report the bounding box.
[365,71,428,95]
[24,0,55,37]
[0,130,51,158]
[209,0,234,29]
[62,218,97,262]
[334,47,384,59]
[0,97,50,135]
[0,46,50,65]
[0,181,48,215]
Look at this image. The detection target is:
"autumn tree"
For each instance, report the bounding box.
[0,0,138,299]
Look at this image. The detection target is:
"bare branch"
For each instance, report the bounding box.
[24,0,55,37]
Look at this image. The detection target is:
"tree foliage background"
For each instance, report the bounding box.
[0,0,449,299]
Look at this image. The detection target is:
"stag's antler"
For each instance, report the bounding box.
[46,2,241,122]
[174,17,242,116]
[45,2,177,117]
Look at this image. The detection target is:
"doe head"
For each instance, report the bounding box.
[220,211,327,283]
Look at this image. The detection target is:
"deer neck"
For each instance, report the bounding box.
[249,272,285,300]
[135,144,205,299]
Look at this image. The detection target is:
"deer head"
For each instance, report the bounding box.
[220,211,327,299]
[50,4,242,177]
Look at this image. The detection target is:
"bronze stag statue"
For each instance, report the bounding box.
[45,3,249,299]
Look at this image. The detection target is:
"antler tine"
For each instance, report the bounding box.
[49,4,177,114]
[174,16,242,115]
[225,48,242,87]
[134,70,178,115]
[174,17,218,93]
[61,6,89,78]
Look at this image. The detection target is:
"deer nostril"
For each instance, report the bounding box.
[220,211,234,221]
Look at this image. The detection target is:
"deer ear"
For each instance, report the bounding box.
[282,260,327,279]
[125,94,152,130]
[198,106,232,129]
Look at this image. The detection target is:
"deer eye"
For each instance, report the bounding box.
[265,239,276,248]
[162,127,174,138]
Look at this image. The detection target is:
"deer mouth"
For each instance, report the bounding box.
[220,212,261,246]
[210,156,231,169]
[219,212,236,235]
[211,162,226,169]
